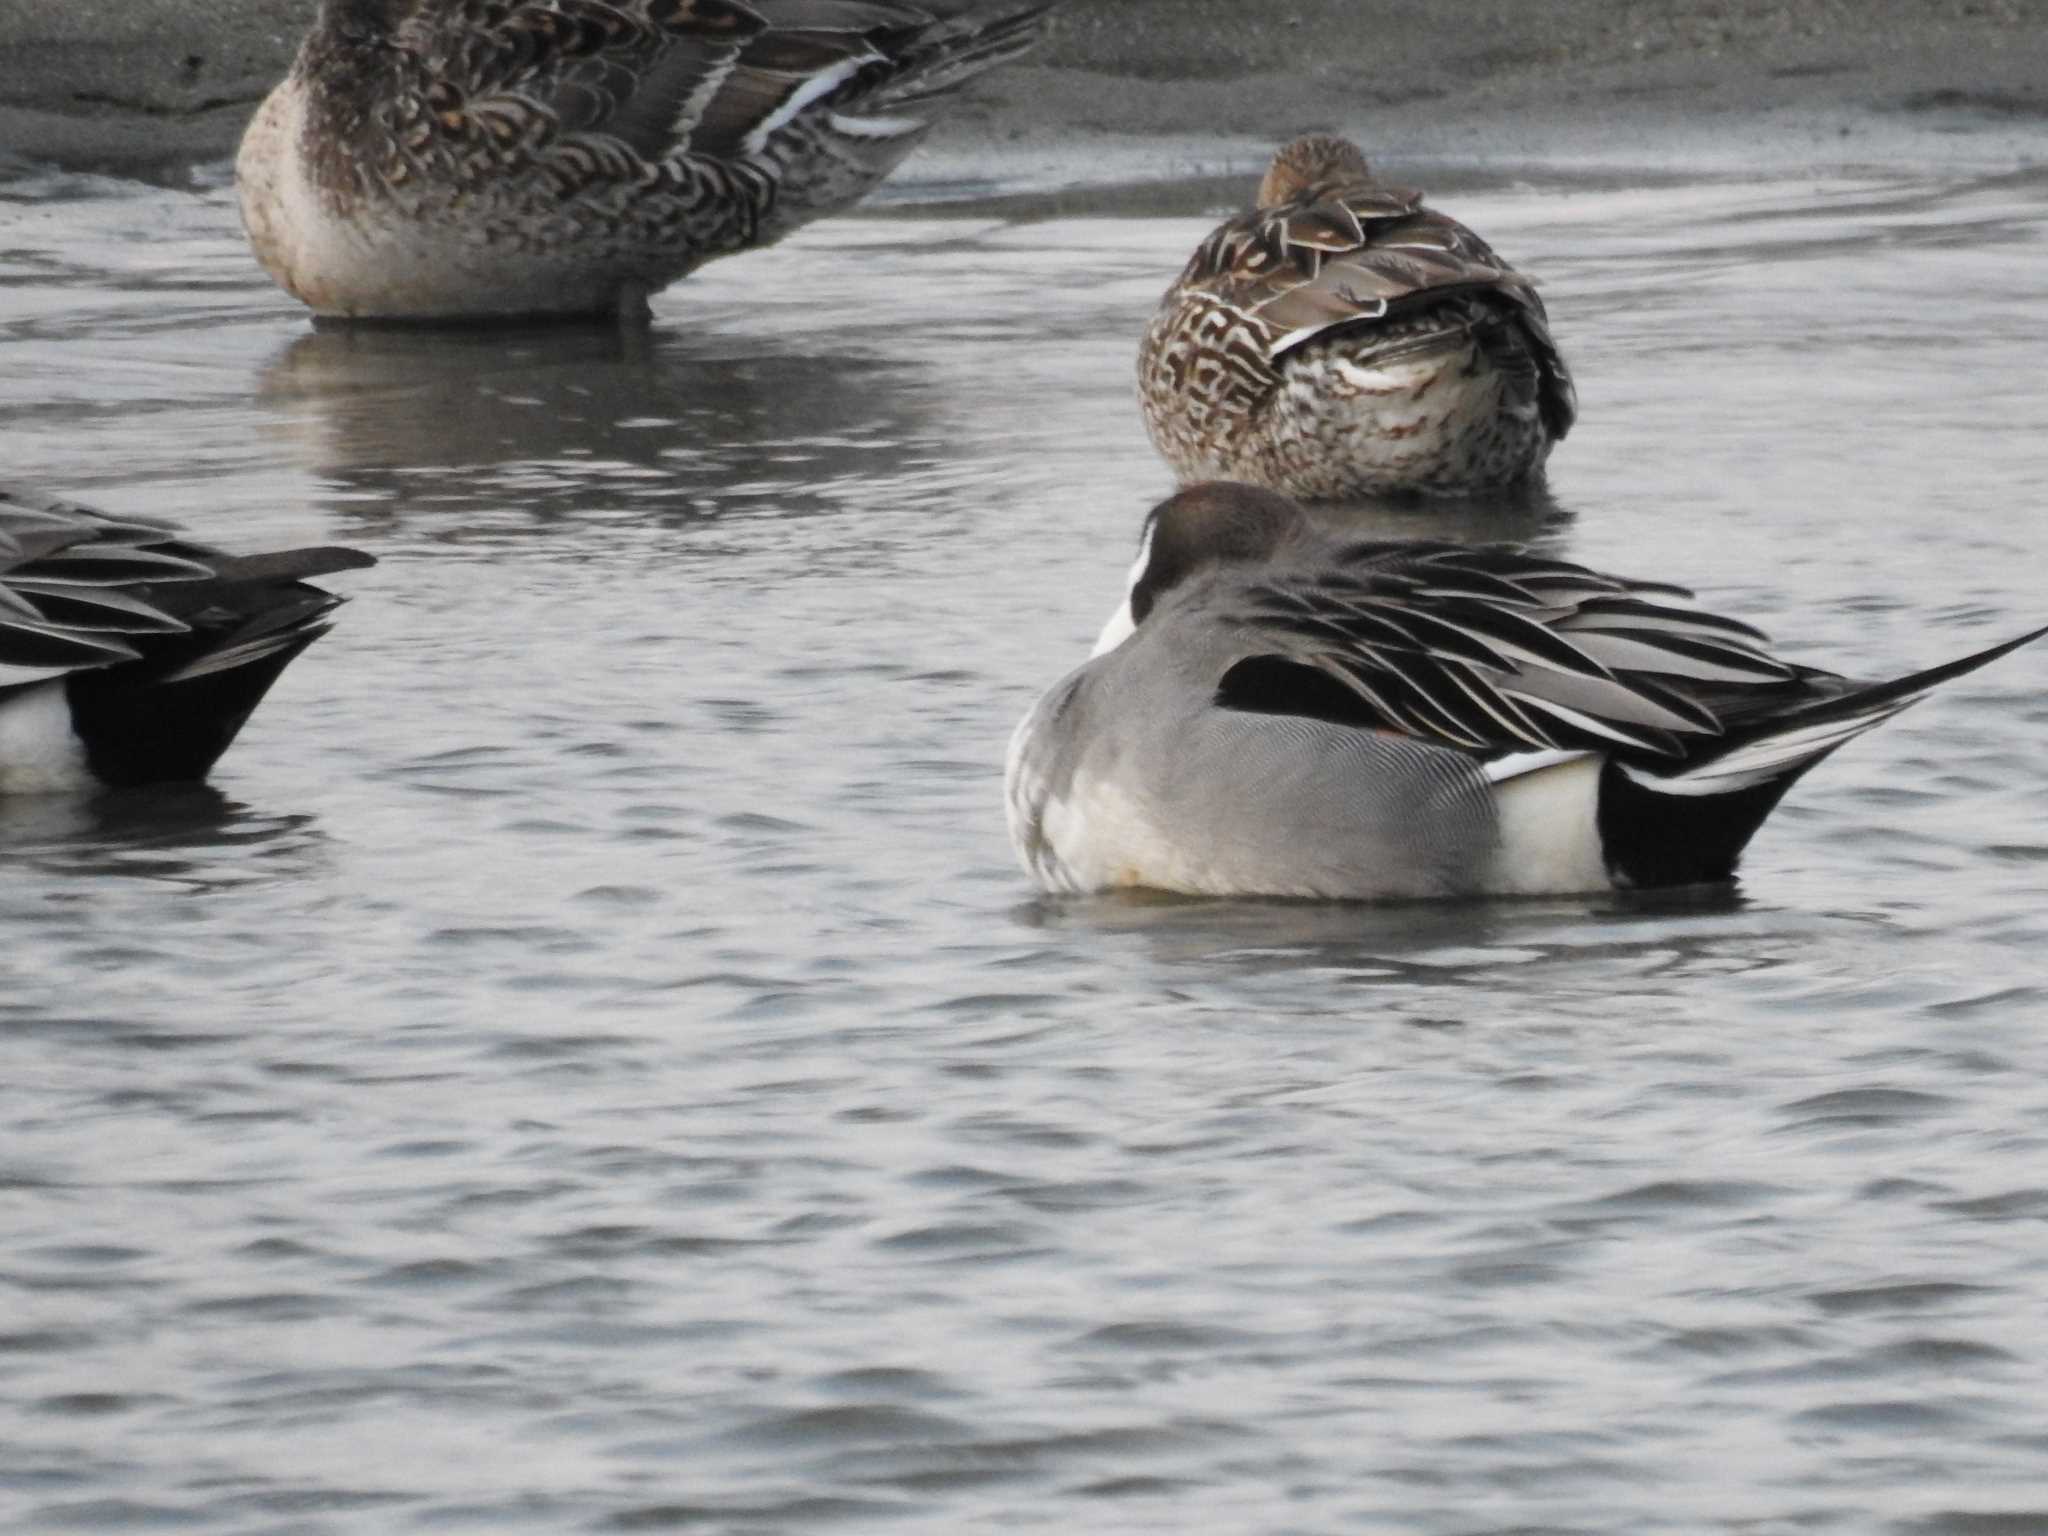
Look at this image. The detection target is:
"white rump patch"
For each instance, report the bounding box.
[0,681,93,793]
[1486,751,1611,895]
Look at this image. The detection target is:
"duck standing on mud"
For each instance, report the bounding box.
[238,0,1055,323]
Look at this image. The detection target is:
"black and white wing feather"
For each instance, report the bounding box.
[0,486,372,692]
[1212,542,1801,762]
[0,491,212,689]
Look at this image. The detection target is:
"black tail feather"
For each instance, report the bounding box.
[59,550,373,786]
[1598,622,2045,888]
[205,546,378,586]
[1668,621,2048,788]
[65,626,328,787]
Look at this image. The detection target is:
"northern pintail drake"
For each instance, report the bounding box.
[1006,483,2043,899]
[1137,134,1575,500]
[237,0,1055,322]
[0,487,373,794]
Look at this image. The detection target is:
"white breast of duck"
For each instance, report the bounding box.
[0,682,93,794]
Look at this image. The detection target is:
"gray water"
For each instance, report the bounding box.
[3,158,2048,1535]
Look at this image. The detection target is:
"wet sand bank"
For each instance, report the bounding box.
[1,1,2043,184]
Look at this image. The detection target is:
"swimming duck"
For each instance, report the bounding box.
[237,0,1055,322]
[1137,135,1575,500]
[1006,483,2042,898]
[0,486,374,793]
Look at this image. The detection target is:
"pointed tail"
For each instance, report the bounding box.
[154,544,376,683]
[1627,622,2048,798]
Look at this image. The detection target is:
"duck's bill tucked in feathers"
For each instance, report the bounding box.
[1138,133,1576,499]
[0,486,374,793]
[1009,483,2043,899]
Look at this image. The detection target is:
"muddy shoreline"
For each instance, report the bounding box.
[1,1,2044,183]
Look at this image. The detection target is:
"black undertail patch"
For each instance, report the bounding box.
[65,627,324,788]
[1594,760,1798,889]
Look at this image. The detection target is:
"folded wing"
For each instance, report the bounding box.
[1212,542,1800,761]
[1184,178,1577,441]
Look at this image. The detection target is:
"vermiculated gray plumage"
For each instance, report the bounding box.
[1007,483,2043,898]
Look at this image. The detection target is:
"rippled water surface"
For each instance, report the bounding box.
[4,158,2048,1534]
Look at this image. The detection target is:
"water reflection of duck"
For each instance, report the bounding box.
[0,485,372,794]
[0,783,328,894]
[1138,134,1576,501]
[254,323,949,531]
[1008,483,2045,900]
[236,0,1054,323]
[1008,879,1757,986]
